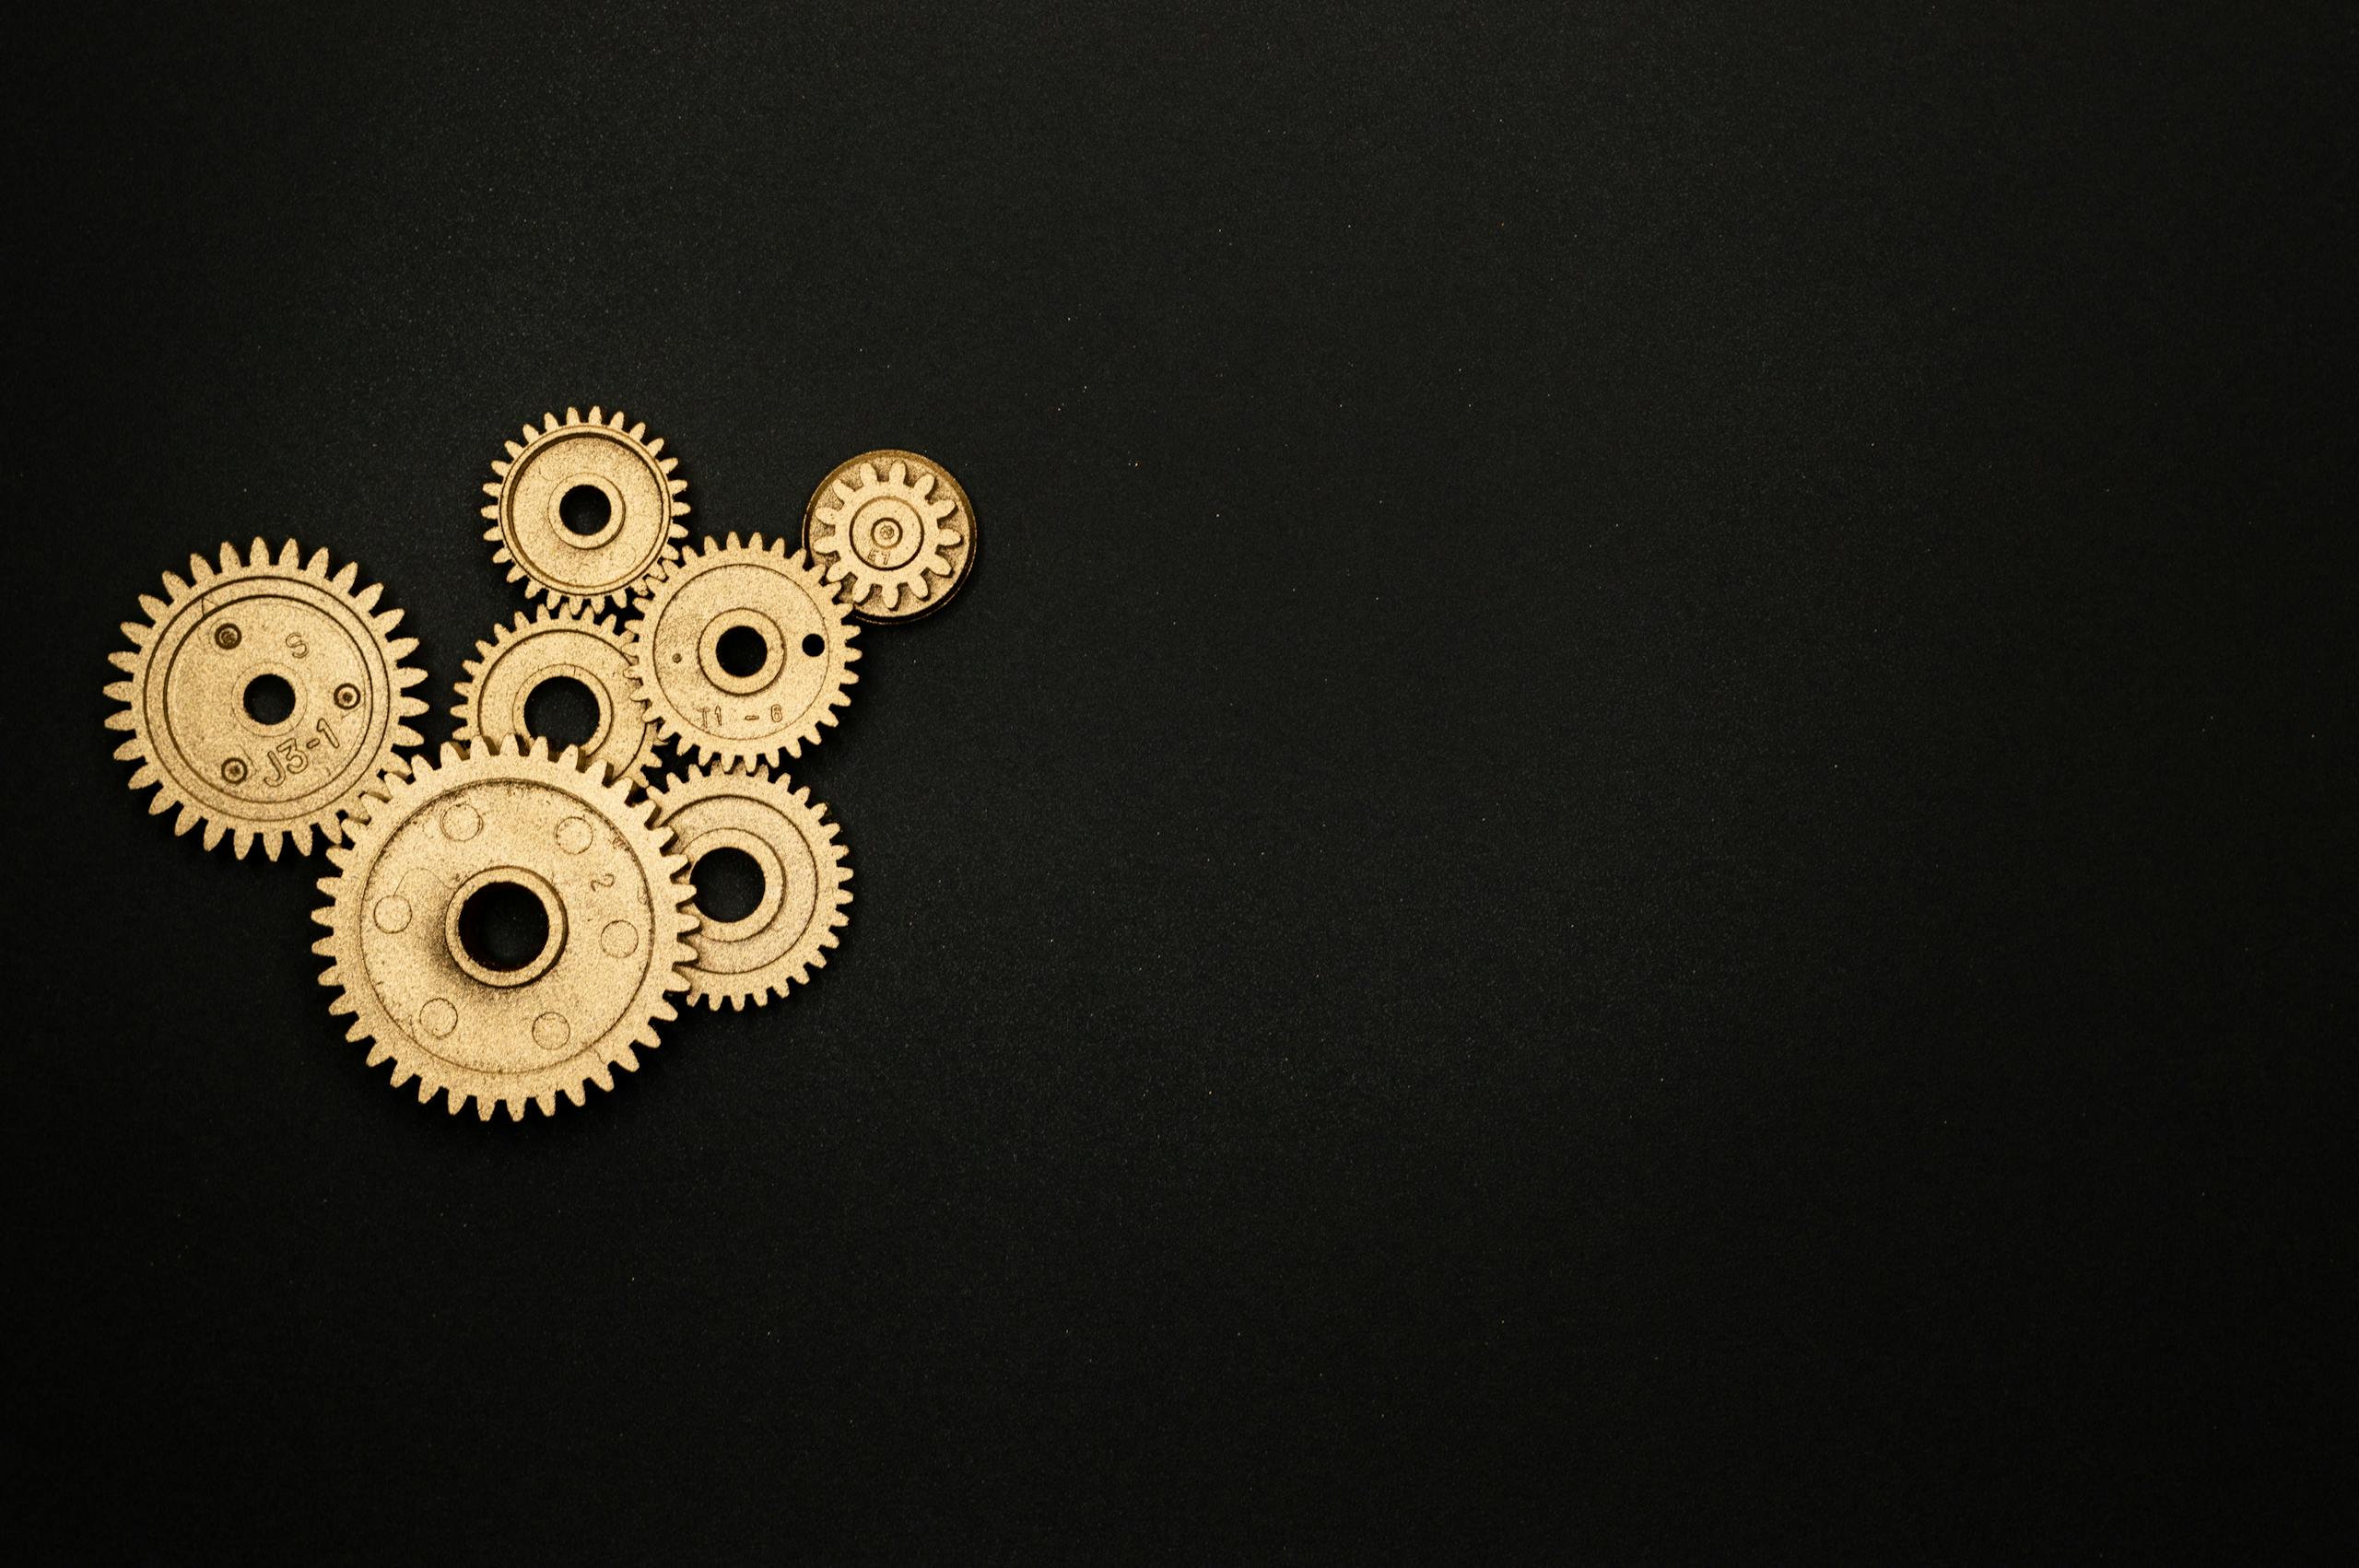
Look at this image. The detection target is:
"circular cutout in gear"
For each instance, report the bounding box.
[648,765,852,1009]
[803,450,976,622]
[105,539,429,859]
[312,737,698,1120]
[452,603,663,791]
[482,406,690,610]
[626,532,860,769]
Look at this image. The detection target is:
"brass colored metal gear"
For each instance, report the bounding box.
[804,450,976,623]
[104,539,429,860]
[452,604,663,791]
[481,405,690,610]
[647,765,852,1010]
[311,738,698,1120]
[626,532,861,769]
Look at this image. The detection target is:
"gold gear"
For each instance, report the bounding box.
[105,539,429,860]
[480,405,690,610]
[648,765,852,1010]
[311,737,697,1121]
[626,532,860,769]
[452,604,663,791]
[804,450,976,622]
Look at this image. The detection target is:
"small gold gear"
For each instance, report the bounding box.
[626,532,860,769]
[480,405,690,610]
[648,765,852,1010]
[105,539,429,860]
[804,450,976,622]
[311,737,698,1120]
[452,604,663,791]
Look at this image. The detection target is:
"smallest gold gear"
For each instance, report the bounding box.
[452,604,663,791]
[803,450,976,623]
[647,764,851,1009]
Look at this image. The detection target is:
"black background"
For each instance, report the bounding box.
[14,3,2352,1560]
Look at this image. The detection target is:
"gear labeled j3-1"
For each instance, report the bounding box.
[312,737,698,1120]
[482,406,690,610]
[106,539,429,859]
[803,450,977,623]
[627,532,860,770]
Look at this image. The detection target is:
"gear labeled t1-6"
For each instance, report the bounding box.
[648,765,851,1010]
[312,737,698,1120]
[627,533,860,769]
[481,406,690,610]
[803,450,976,622]
[452,604,663,791]
[105,539,429,859]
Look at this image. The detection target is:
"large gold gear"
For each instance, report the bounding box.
[105,539,429,860]
[480,406,690,610]
[313,738,697,1119]
[626,532,861,769]
[648,765,852,1010]
[452,604,663,791]
[804,450,976,622]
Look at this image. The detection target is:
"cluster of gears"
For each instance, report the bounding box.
[106,409,976,1118]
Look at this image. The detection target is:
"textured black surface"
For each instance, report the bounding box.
[15,3,2352,1560]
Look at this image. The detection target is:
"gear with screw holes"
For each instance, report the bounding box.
[105,538,429,860]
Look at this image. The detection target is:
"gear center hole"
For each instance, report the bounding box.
[715,626,769,679]
[242,673,296,725]
[522,675,603,754]
[455,879,552,973]
[557,483,613,537]
[691,847,766,924]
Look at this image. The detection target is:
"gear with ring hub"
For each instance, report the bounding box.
[452,603,663,791]
[804,450,976,622]
[482,405,690,610]
[312,737,698,1119]
[648,764,852,1010]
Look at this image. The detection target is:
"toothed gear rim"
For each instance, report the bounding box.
[648,764,852,1010]
[482,405,690,610]
[105,538,429,860]
[452,603,663,791]
[313,739,697,1121]
[804,450,976,623]
[626,532,860,769]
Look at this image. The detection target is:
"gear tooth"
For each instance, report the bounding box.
[481,481,502,498]
[644,434,663,456]
[329,559,359,591]
[290,823,314,858]
[491,459,511,478]
[328,993,357,1018]
[563,1082,587,1107]
[586,405,603,425]
[608,410,627,429]
[505,439,524,460]
[351,580,384,613]
[109,647,142,671]
[103,679,134,702]
[188,553,215,583]
[212,823,236,854]
[671,501,691,518]
[219,540,245,572]
[312,893,339,920]
[275,539,300,568]
[384,634,418,660]
[482,509,502,526]
[136,593,169,621]
[534,1091,557,1116]
[565,406,581,426]
[173,803,201,837]
[146,789,174,815]
[666,476,686,495]
[471,1094,494,1122]
[543,412,560,433]
[590,1060,616,1092]
[127,762,158,789]
[242,537,270,568]
[438,741,462,768]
